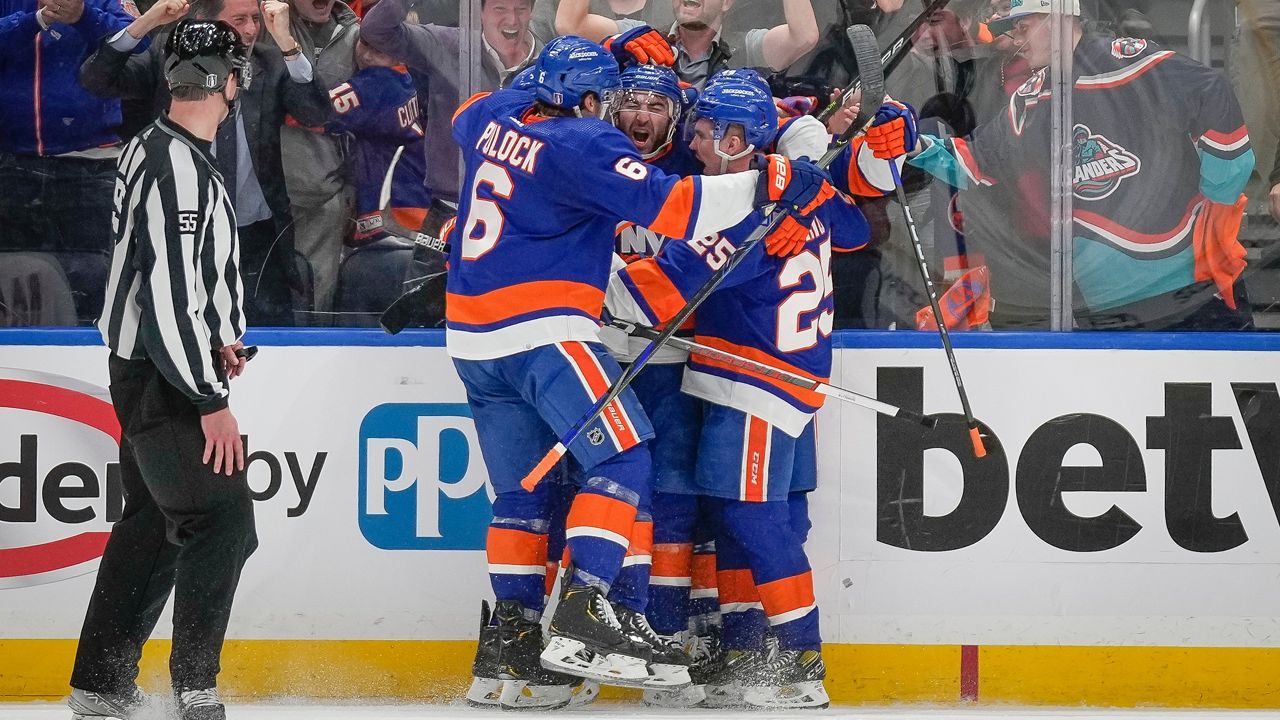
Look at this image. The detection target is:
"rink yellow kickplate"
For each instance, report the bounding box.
[5,640,1280,707]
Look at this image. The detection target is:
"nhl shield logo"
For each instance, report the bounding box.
[587,428,606,446]
[1071,124,1141,201]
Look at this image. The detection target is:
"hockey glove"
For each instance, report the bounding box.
[753,154,836,216]
[865,99,919,160]
[679,81,698,111]
[763,210,815,257]
[603,25,675,67]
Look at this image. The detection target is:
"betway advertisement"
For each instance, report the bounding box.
[1,336,1277,648]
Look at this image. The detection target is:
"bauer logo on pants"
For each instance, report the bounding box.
[358,403,493,551]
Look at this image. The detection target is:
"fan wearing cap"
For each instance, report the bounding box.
[70,19,256,720]
[907,0,1256,329]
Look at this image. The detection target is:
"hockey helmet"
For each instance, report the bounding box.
[610,64,684,158]
[705,67,769,94]
[164,19,250,94]
[692,76,778,154]
[534,35,620,113]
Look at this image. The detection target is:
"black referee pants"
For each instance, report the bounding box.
[71,356,257,694]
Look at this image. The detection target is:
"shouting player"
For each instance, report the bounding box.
[606,76,876,709]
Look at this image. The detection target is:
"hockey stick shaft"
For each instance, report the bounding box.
[816,0,954,123]
[519,28,888,491]
[888,161,986,457]
[378,145,452,254]
[611,320,936,428]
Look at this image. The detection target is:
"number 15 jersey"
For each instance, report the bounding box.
[446,88,761,360]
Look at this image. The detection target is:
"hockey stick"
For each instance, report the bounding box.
[815,0,954,124]
[609,319,937,428]
[518,26,887,491]
[887,159,987,457]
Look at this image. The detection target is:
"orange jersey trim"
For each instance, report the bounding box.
[648,176,697,239]
[651,543,694,579]
[446,281,605,326]
[757,571,816,617]
[717,568,760,604]
[623,258,688,323]
[690,336,826,407]
[487,526,548,566]
[565,492,639,541]
[452,92,492,125]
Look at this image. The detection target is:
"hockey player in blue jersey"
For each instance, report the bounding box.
[606,77,875,709]
[447,35,839,703]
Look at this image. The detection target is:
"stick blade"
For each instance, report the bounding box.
[379,271,447,335]
[846,24,885,128]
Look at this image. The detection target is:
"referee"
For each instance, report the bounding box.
[69,21,256,720]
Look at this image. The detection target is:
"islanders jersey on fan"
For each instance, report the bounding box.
[446,89,760,360]
[909,35,1253,310]
[326,66,430,242]
[608,192,871,437]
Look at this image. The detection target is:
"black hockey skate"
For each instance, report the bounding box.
[614,606,693,690]
[68,686,148,720]
[465,600,504,707]
[742,648,829,709]
[541,584,653,687]
[702,635,778,709]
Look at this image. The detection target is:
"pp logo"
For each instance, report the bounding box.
[0,368,121,589]
[358,403,493,550]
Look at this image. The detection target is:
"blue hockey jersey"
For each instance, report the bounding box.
[327,65,431,242]
[608,192,871,436]
[446,88,761,360]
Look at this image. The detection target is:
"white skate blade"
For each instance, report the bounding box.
[642,683,707,707]
[464,677,502,707]
[642,663,692,688]
[539,635,650,687]
[567,680,600,707]
[743,680,830,709]
[497,679,573,711]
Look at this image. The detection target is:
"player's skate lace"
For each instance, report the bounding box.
[178,688,222,708]
[588,589,625,633]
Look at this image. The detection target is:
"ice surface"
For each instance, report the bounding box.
[4,703,1280,720]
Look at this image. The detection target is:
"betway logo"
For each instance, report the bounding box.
[876,367,1280,553]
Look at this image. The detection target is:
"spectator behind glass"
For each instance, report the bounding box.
[278,0,359,317]
[555,0,819,89]
[535,0,672,40]
[0,0,138,325]
[326,39,436,320]
[361,0,547,204]
[80,0,333,326]
[908,0,1256,330]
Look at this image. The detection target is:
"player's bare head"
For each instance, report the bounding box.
[534,36,621,120]
[201,0,260,47]
[355,38,396,70]
[481,0,534,56]
[690,75,776,175]
[673,0,731,32]
[611,65,684,159]
[290,0,336,26]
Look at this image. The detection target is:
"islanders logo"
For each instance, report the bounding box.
[1071,124,1140,201]
[1111,37,1147,59]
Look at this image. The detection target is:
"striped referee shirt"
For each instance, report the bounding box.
[98,114,245,415]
